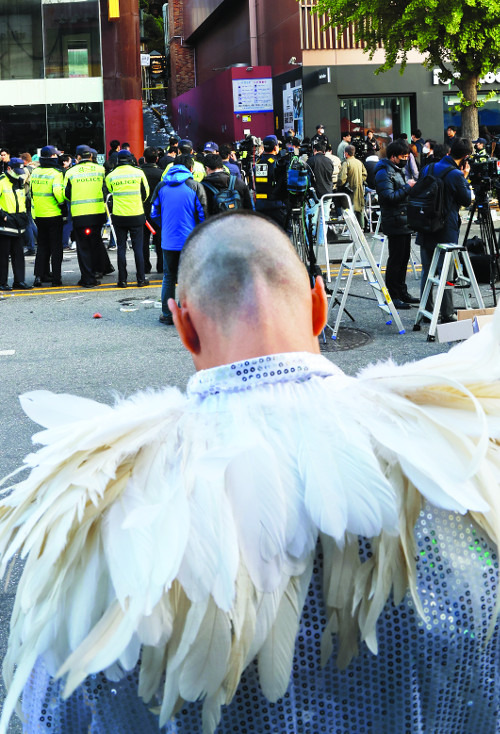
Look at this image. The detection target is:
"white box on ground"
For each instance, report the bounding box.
[437,319,474,343]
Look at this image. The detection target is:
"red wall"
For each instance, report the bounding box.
[171,66,274,148]
[99,0,144,158]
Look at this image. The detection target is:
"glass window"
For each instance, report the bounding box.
[46,102,105,153]
[43,0,101,79]
[444,93,500,137]
[0,0,44,80]
[339,96,415,148]
[0,105,47,153]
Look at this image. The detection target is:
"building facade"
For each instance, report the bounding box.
[168,0,500,149]
[0,0,144,158]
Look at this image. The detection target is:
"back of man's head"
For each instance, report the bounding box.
[313,141,326,154]
[204,153,223,171]
[341,131,350,140]
[450,137,473,160]
[178,212,310,326]
[109,139,120,151]
[219,144,231,160]
[386,140,409,159]
[143,146,158,163]
[176,153,194,171]
[344,145,355,157]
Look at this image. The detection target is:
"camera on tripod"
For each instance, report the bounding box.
[468,156,500,193]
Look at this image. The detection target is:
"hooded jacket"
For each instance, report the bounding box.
[374,158,412,236]
[151,165,207,251]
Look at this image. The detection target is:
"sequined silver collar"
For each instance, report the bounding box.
[187,352,341,397]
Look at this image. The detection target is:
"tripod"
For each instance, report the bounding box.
[461,184,500,305]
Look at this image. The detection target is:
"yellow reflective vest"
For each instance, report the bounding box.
[64,161,106,224]
[30,165,65,218]
[105,164,149,221]
[0,174,27,236]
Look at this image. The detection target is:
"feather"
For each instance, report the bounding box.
[178,597,231,701]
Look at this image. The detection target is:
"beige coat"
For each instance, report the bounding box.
[339,156,367,213]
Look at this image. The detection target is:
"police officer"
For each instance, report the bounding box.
[472,137,489,161]
[254,134,288,229]
[105,149,150,288]
[65,145,107,288]
[31,145,66,287]
[0,158,32,290]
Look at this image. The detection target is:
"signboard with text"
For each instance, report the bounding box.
[232,78,273,114]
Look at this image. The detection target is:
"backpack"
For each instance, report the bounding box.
[406,163,454,233]
[203,175,242,214]
[287,155,309,197]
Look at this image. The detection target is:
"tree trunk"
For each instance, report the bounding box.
[458,75,480,141]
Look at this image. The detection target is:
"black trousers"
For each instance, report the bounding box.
[0,233,25,285]
[114,224,145,283]
[34,217,63,280]
[74,226,101,285]
[385,233,411,300]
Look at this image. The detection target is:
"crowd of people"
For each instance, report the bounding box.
[0,122,490,325]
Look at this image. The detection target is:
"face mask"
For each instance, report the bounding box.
[395,158,407,169]
[422,146,429,154]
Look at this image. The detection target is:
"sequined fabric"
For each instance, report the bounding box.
[186,352,342,397]
[22,504,500,733]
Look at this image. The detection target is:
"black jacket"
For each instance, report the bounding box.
[374,158,412,236]
[306,153,333,198]
[201,171,253,215]
[140,162,163,216]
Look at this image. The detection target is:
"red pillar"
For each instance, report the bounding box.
[100,0,144,158]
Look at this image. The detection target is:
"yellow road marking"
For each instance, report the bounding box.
[1,280,163,298]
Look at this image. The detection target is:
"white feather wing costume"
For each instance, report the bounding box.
[1,311,500,733]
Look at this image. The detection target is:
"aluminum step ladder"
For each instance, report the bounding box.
[371,216,421,281]
[325,197,406,339]
[413,242,484,341]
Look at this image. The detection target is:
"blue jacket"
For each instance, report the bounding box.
[151,165,207,251]
[419,155,471,247]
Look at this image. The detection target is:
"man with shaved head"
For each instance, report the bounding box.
[3,212,500,734]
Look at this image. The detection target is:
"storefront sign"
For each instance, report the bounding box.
[433,68,500,85]
[232,78,273,114]
[316,67,331,85]
[141,54,151,67]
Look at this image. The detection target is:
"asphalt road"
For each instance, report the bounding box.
[0,235,496,732]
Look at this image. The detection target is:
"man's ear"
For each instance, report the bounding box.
[311,276,328,336]
[168,299,201,355]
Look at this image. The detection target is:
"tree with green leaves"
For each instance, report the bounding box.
[312,0,500,140]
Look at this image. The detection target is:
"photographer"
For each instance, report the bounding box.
[419,137,473,322]
[339,145,367,228]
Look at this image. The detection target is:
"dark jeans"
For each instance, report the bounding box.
[0,233,25,284]
[34,217,63,280]
[385,233,411,300]
[143,220,162,273]
[114,224,145,283]
[420,243,454,317]
[161,249,181,316]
